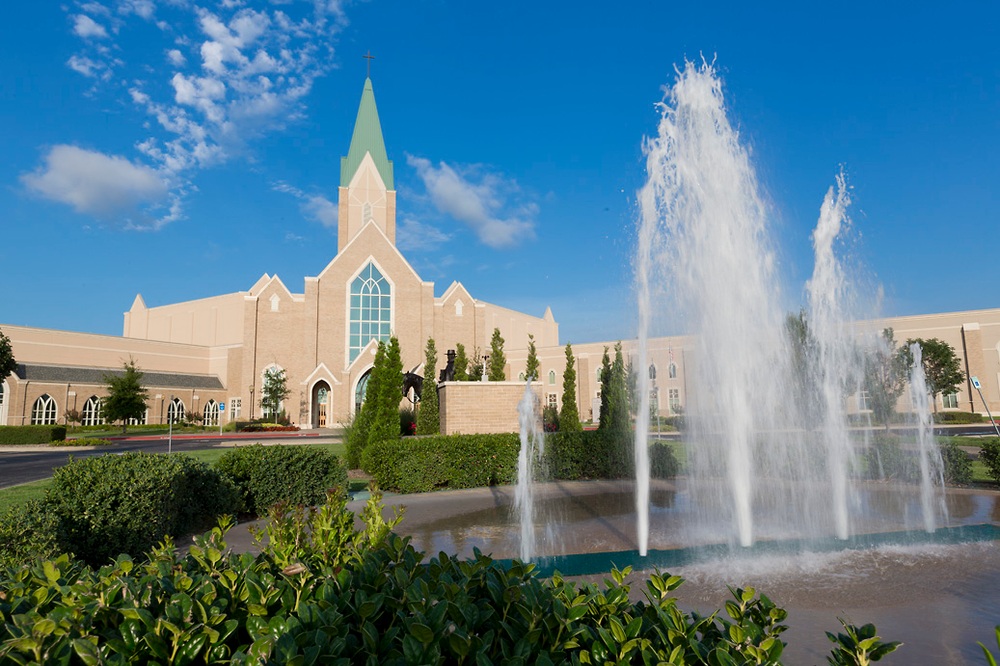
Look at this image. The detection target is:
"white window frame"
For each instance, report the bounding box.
[31,394,57,425]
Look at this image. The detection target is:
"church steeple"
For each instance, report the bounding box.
[340,77,393,189]
[337,76,398,252]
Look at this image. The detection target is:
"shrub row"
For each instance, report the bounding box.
[363,430,681,493]
[1,445,348,569]
[216,444,348,515]
[864,434,973,485]
[52,437,113,447]
[0,425,67,445]
[934,411,983,424]
[0,491,901,665]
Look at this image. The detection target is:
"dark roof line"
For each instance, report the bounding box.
[14,364,225,390]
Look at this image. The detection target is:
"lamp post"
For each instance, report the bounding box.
[482,355,489,382]
[249,385,254,421]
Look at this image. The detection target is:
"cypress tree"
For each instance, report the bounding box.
[347,343,384,468]
[598,346,611,426]
[416,337,440,435]
[369,336,403,447]
[488,328,507,381]
[525,334,540,381]
[559,343,582,431]
[453,343,469,381]
[607,342,630,437]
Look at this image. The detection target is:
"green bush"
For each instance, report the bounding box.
[980,438,1000,484]
[934,411,983,424]
[0,425,67,445]
[939,439,973,485]
[0,491,900,665]
[363,434,520,493]
[650,441,681,478]
[0,500,61,570]
[215,444,348,516]
[45,452,238,567]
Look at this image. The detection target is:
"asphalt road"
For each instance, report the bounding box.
[0,433,343,490]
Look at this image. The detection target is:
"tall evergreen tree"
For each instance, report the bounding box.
[0,328,16,379]
[525,334,540,382]
[416,338,440,435]
[103,359,148,434]
[598,347,612,426]
[369,336,403,446]
[488,328,507,381]
[346,343,384,468]
[453,343,469,381]
[559,343,582,431]
[600,342,630,438]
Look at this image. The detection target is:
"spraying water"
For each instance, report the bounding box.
[515,379,545,561]
[636,60,889,548]
[908,343,948,532]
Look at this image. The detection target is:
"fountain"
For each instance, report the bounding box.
[514,378,546,561]
[383,60,1000,663]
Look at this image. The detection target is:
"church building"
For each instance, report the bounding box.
[1,78,558,428]
[2,78,999,429]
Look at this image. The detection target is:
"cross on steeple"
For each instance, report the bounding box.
[363,51,375,78]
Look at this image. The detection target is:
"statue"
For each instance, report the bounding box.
[402,372,423,403]
[439,349,456,382]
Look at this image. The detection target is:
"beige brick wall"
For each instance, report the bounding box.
[439,381,542,435]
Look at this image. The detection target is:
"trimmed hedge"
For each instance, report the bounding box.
[363,434,520,493]
[865,434,973,485]
[0,425,67,445]
[44,452,239,567]
[363,431,681,493]
[215,444,348,515]
[935,411,983,424]
[980,438,1000,484]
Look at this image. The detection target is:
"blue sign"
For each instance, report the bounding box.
[219,402,226,411]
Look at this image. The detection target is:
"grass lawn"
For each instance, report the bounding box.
[0,479,51,514]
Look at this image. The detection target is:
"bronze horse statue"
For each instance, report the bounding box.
[402,372,423,403]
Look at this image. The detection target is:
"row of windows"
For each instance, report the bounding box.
[25,394,240,425]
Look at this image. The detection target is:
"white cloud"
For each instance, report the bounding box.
[54,0,347,228]
[73,14,109,39]
[406,155,537,248]
[167,48,186,67]
[272,181,337,228]
[396,217,452,252]
[21,145,172,227]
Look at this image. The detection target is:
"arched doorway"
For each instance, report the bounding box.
[312,381,332,428]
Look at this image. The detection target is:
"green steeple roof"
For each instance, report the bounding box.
[340,77,394,189]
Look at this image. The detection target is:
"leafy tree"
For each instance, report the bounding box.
[369,336,403,447]
[559,343,582,431]
[900,338,965,412]
[103,359,148,434]
[453,343,470,381]
[525,334,540,382]
[0,328,16,379]
[261,367,291,423]
[488,328,507,381]
[468,347,484,381]
[863,328,908,430]
[416,338,440,435]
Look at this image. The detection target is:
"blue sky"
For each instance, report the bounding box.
[2,1,998,345]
